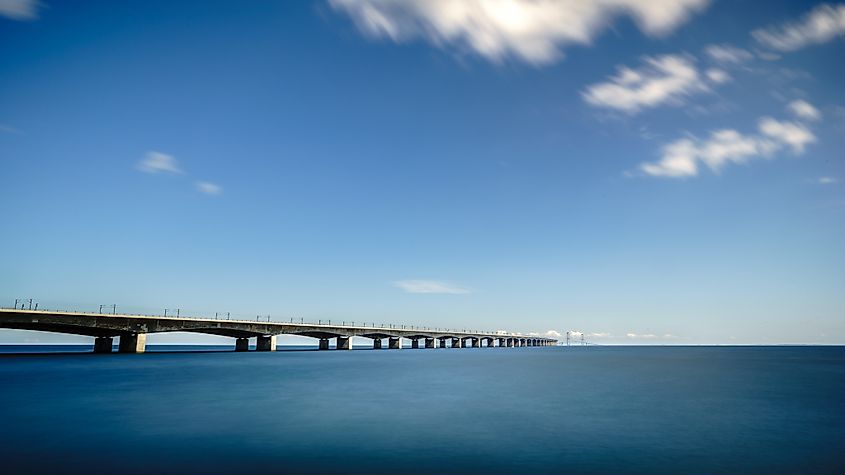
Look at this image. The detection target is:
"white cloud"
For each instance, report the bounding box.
[818,176,837,184]
[639,105,817,178]
[704,44,753,63]
[626,332,658,339]
[582,55,708,114]
[545,330,562,338]
[640,138,699,177]
[753,4,845,52]
[758,117,816,153]
[589,332,611,338]
[137,151,182,174]
[0,0,40,20]
[705,68,730,84]
[330,0,710,65]
[195,181,222,195]
[393,280,470,294]
[787,99,822,121]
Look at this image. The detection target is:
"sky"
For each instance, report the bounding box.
[1,0,844,345]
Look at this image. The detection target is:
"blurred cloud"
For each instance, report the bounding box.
[639,101,818,178]
[704,44,753,63]
[582,55,709,114]
[137,151,182,174]
[330,0,709,65]
[195,181,222,195]
[393,280,470,294]
[753,3,845,52]
[0,0,40,20]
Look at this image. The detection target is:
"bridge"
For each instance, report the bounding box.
[0,309,557,353]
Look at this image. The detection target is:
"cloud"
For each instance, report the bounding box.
[0,0,40,20]
[0,124,22,134]
[639,102,818,178]
[704,44,753,63]
[752,3,845,52]
[626,332,658,339]
[137,151,182,174]
[705,68,730,84]
[788,99,822,121]
[329,0,710,65]
[195,181,222,195]
[393,280,470,294]
[758,117,816,153]
[818,176,837,184]
[582,55,709,114]
[545,330,562,338]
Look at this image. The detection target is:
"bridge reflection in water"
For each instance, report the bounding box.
[0,309,557,353]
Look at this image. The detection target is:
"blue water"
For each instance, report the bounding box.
[1,346,843,474]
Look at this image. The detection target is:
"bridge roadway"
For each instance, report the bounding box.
[0,309,557,353]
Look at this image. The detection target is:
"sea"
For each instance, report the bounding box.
[0,345,843,474]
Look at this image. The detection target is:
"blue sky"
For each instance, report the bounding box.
[1,0,843,345]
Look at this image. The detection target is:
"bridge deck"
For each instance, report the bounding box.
[0,309,556,353]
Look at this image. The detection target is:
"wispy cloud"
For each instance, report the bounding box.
[818,176,838,185]
[787,99,822,121]
[393,280,470,294]
[195,181,222,195]
[0,123,22,135]
[582,55,718,114]
[137,151,182,174]
[753,3,845,52]
[0,0,40,20]
[330,0,710,65]
[704,44,753,63]
[639,101,818,178]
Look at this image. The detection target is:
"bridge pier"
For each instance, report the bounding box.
[388,337,401,349]
[451,338,460,348]
[318,338,330,350]
[93,337,113,353]
[472,338,480,348]
[337,336,352,350]
[425,338,435,349]
[118,333,146,353]
[411,339,420,349]
[235,337,249,352]
[256,335,276,351]
[373,338,382,349]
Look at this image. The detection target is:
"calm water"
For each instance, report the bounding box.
[1,346,843,474]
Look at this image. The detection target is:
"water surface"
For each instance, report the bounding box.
[1,346,843,474]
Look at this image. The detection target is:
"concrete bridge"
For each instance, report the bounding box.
[0,309,557,353]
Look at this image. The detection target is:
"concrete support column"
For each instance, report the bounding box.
[337,336,352,350]
[411,339,420,349]
[507,338,514,347]
[373,338,382,349]
[318,338,330,350]
[498,338,506,348]
[425,338,435,349]
[93,337,113,354]
[388,337,402,349]
[118,333,146,353]
[235,337,250,352]
[256,335,277,351]
[451,338,460,348]
[472,338,480,348]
